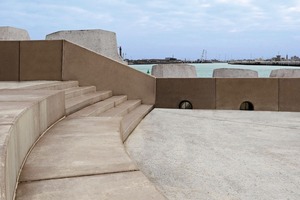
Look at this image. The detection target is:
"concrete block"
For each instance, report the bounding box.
[0,27,30,40]
[279,79,300,111]
[216,78,278,111]
[213,68,258,78]
[152,64,197,78]
[20,41,63,81]
[0,41,20,81]
[46,29,125,63]
[270,69,300,78]
[156,78,216,109]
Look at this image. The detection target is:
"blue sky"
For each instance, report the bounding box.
[1,0,300,60]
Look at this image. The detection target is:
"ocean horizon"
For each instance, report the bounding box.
[129,63,299,77]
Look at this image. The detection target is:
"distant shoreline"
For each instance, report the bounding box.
[229,61,300,67]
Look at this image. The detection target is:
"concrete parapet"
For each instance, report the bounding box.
[0,90,65,200]
[0,27,30,41]
[156,78,215,109]
[213,68,258,78]
[46,29,125,63]
[151,64,197,78]
[270,69,300,78]
[216,78,278,111]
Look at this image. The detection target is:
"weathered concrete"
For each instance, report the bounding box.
[0,27,30,40]
[270,69,300,78]
[17,171,166,200]
[126,109,300,200]
[46,29,125,63]
[152,64,197,78]
[213,68,258,78]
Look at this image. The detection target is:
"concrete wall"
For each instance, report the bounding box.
[20,41,63,81]
[152,64,197,78]
[156,78,215,109]
[62,41,156,104]
[0,41,19,81]
[46,29,125,64]
[156,78,292,111]
[0,41,63,81]
[0,27,30,41]
[216,78,278,111]
[279,79,300,111]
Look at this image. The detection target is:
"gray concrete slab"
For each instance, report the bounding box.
[126,109,300,200]
[20,117,138,181]
[16,171,166,200]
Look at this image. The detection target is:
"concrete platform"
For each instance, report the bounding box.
[126,109,300,200]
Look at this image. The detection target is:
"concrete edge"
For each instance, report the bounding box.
[0,90,65,200]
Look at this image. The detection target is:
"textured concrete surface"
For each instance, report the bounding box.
[0,87,65,200]
[0,27,30,40]
[20,117,137,181]
[46,29,125,63]
[17,171,166,200]
[126,109,300,200]
[270,69,300,78]
[152,64,197,78]
[213,68,258,78]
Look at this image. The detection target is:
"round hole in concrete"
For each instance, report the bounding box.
[179,100,193,109]
[240,101,254,111]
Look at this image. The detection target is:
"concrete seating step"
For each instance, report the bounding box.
[121,104,153,142]
[65,91,112,115]
[69,95,128,117]
[64,86,96,99]
[21,81,79,90]
[97,100,141,118]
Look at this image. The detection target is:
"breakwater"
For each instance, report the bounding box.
[229,60,300,66]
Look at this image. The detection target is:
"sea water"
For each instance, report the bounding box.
[129,63,299,77]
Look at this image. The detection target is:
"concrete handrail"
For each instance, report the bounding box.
[0,90,65,200]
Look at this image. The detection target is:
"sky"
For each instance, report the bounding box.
[1,0,300,60]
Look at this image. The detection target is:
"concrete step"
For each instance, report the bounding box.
[69,95,128,117]
[65,91,112,115]
[121,105,153,142]
[21,81,79,90]
[97,100,141,118]
[64,86,96,99]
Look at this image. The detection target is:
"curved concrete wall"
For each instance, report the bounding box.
[151,64,197,78]
[46,29,125,64]
[213,68,258,78]
[0,27,30,41]
[0,90,65,200]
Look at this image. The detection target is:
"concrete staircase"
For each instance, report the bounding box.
[23,80,153,141]
[13,81,162,200]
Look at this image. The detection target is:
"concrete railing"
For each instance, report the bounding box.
[0,90,65,200]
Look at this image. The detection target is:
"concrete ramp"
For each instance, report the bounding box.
[270,69,300,78]
[151,64,197,78]
[213,68,258,78]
